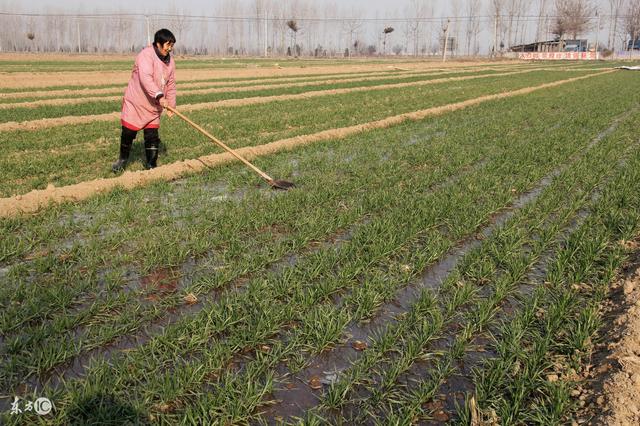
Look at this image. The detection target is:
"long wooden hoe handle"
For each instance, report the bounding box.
[165,105,274,183]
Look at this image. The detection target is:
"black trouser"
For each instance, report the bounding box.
[119,126,161,168]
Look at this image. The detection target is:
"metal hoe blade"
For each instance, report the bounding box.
[269,179,296,190]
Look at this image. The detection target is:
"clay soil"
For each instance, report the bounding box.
[577,238,640,425]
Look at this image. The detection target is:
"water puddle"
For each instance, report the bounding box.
[401,165,621,422]
[256,112,636,422]
[18,215,378,395]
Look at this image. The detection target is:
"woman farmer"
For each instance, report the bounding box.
[112,28,177,172]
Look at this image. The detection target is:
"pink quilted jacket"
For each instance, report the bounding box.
[121,45,176,130]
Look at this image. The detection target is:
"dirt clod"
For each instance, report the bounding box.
[582,242,640,425]
[308,376,322,390]
[183,293,198,305]
[351,340,368,351]
[624,279,636,295]
[432,410,449,422]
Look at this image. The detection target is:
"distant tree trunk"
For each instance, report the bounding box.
[608,0,625,49]
[490,0,507,54]
[625,0,640,50]
[343,19,363,58]
[466,0,481,56]
[253,0,263,56]
[535,0,549,42]
[451,0,461,55]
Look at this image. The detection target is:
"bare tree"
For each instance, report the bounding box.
[424,3,436,57]
[112,16,133,52]
[535,0,550,42]
[625,0,640,49]
[42,12,64,52]
[168,5,187,52]
[489,0,507,55]
[439,18,454,61]
[382,26,394,55]
[608,0,626,49]
[253,0,265,56]
[342,18,363,58]
[465,0,482,55]
[504,0,528,47]
[553,0,594,40]
[506,0,516,45]
[405,0,426,56]
[26,31,35,52]
[402,20,411,55]
[287,19,299,56]
[217,0,235,55]
[25,16,39,52]
[270,1,285,55]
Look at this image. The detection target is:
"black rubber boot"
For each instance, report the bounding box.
[144,128,160,170]
[112,126,137,172]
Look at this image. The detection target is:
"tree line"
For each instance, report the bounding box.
[1,0,639,56]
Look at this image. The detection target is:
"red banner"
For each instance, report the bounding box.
[518,52,598,60]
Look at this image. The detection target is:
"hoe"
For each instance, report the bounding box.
[166,105,295,190]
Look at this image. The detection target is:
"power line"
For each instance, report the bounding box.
[0,10,633,22]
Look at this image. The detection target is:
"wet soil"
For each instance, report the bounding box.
[258,115,626,423]
[140,267,181,301]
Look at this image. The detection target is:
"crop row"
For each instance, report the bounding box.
[1,66,527,104]
[0,82,556,389]
[287,105,639,424]
[0,66,557,123]
[4,61,589,103]
[0,57,433,75]
[0,68,636,423]
[69,80,640,426]
[0,69,612,197]
[0,68,416,100]
[460,139,640,425]
[0,60,497,93]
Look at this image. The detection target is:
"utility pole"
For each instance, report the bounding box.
[493,15,498,58]
[546,15,551,50]
[442,19,450,62]
[145,16,151,46]
[264,14,268,56]
[595,11,600,59]
[77,20,81,53]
